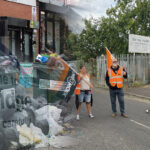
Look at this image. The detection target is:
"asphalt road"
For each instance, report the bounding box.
[39,88,150,150]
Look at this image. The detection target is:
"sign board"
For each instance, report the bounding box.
[0,73,16,89]
[39,79,68,91]
[129,34,150,53]
[19,63,33,88]
[30,20,39,29]
[32,6,37,21]
[7,0,36,6]
[0,88,16,110]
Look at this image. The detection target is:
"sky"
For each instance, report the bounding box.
[69,0,116,19]
[65,0,116,33]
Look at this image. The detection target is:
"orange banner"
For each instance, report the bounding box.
[106,47,112,70]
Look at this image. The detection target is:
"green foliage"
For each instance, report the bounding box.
[65,32,79,60]
[66,0,150,61]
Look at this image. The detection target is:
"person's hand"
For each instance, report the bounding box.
[90,83,94,89]
[123,71,126,76]
[80,74,83,80]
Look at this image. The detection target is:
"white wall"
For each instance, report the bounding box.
[7,0,36,6]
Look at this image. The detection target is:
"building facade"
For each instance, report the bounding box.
[0,0,82,62]
[0,0,39,62]
[39,0,68,54]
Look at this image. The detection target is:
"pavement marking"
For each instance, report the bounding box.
[125,95,150,104]
[130,119,150,130]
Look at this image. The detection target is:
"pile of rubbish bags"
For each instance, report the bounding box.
[0,83,78,150]
[0,52,78,149]
[0,55,20,73]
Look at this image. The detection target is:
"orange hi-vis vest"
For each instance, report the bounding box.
[74,73,92,95]
[108,66,123,88]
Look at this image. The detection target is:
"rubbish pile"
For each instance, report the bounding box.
[0,83,78,150]
[0,55,19,73]
[0,53,78,150]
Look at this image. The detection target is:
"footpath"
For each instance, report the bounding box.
[92,78,150,101]
[124,84,150,101]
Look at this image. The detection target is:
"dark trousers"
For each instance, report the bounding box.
[109,88,125,115]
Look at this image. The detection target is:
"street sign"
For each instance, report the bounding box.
[129,34,150,53]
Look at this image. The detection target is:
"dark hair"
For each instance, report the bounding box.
[80,64,86,69]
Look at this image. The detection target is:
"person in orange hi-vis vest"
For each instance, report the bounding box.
[105,49,128,118]
[74,65,94,120]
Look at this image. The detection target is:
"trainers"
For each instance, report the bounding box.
[121,114,128,118]
[76,115,80,120]
[112,113,117,117]
[89,114,94,118]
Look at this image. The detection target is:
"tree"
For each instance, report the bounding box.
[67,0,150,60]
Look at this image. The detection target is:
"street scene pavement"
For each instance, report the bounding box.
[125,84,150,99]
[1,1,150,150]
[46,87,150,150]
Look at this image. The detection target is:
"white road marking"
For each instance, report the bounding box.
[130,119,150,130]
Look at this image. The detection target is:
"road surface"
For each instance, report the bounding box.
[39,88,150,150]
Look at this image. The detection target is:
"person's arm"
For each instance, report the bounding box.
[78,73,82,83]
[89,77,94,89]
[105,70,111,87]
[79,73,94,89]
[123,68,127,79]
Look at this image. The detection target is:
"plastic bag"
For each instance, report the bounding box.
[17,124,41,146]
[35,105,63,135]
[47,117,63,136]
[36,54,49,63]
[35,105,62,121]
[49,136,79,148]
[30,123,49,148]
[34,119,49,135]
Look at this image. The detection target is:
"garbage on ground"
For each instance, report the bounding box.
[0,56,19,73]
[35,105,62,122]
[34,119,49,135]
[36,54,49,63]
[64,114,76,123]
[17,124,38,146]
[35,105,63,136]
[0,89,77,149]
[49,136,79,148]
[0,54,78,149]
[145,109,150,113]
[64,123,74,129]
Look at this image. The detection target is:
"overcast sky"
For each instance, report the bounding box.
[70,0,116,19]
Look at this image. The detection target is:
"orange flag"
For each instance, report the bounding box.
[106,47,115,70]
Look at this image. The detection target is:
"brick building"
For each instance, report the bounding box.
[0,0,82,62]
[0,0,39,62]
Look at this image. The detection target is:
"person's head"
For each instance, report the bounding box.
[80,65,87,74]
[112,58,118,68]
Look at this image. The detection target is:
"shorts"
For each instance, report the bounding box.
[78,90,91,103]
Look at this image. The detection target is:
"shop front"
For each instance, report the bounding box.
[0,17,34,62]
[39,2,68,54]
[0,0,39,63]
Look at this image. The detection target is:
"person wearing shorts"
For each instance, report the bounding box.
[75,65,94,120]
